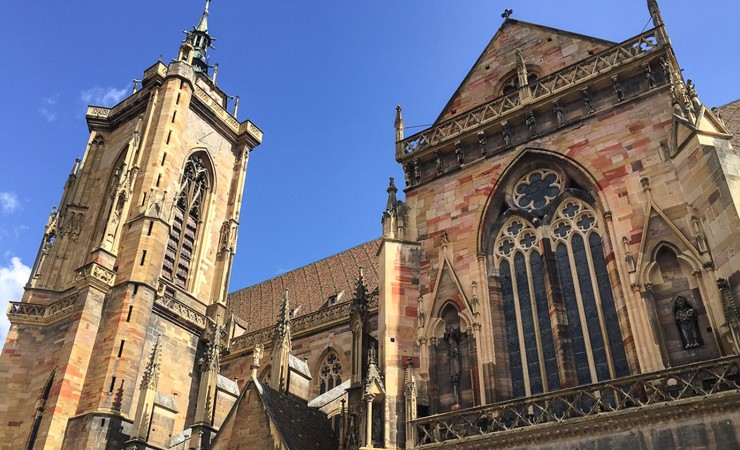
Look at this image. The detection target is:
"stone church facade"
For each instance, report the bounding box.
[1,1,739,449]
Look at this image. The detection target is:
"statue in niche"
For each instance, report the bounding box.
[674,296,703,349]
[643,63,656,89]
[434,152,443,175]
[477,131,487,157]
[553,101,566,127]
[501,120,512,147]
[443,327,462,407]
[581,88,596,114]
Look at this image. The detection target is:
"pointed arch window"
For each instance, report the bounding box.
[492,168,629,398]
[318,351,343,394]
[162,155,210,288]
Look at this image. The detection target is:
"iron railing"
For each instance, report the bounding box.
[411,355,740,446]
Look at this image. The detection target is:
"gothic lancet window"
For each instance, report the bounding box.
[318,351,343,394]
[492,168,629,398]
[162,155,210,288]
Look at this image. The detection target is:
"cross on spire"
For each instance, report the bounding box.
[501,9,514,20]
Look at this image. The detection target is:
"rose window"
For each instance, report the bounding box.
[513,170,562,210]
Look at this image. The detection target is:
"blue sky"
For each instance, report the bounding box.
[0,1,738,343]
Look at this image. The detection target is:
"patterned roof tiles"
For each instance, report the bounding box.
[227,239,381,331]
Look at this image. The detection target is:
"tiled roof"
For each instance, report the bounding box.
[719,99,740,150]
[257,380,339,450]
[227,239,381,331]
[307,379,350,408]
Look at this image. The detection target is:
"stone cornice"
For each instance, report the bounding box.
[7,293,79,326]
[399,29,663,161]
[225,292,379,358]
[153,292,209,335]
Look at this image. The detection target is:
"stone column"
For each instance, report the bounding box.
[364,394,375,448]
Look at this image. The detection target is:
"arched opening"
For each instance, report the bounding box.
[482,157,633,400]
[648,244,720,365]
[161,152,213,290]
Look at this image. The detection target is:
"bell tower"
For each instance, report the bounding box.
[0,1,262,449]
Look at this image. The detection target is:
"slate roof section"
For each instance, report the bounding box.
[257,380,339,450]
[307,379,350,409]
[719,99,740,150]
[228,239,381,331]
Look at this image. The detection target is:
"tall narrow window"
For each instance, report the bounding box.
[318,351,343,394]
[492,168,628,397]
[161,155,210,288]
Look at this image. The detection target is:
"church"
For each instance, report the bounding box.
[1,1,739,449]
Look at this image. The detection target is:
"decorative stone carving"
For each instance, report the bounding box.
[434,151,443,175]
[643,63,656,89]
[403,163,411,186]
[219,219,238,254]
[686,79,701,115]
[501,120,512,147]
[553,101,566,127]
[611,75,625,101]
[413,160,421,183]
[444,327,462,407]
[674,296,703,349]
[581,87,595,114]
[525,109,536,136]
[417,297,425,329]
[659,57,672,83]
[454,140,464,166]
[477,132,487,157]
[622,237,636,273]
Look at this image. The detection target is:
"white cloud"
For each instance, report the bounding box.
[81,86,127,107]
[0,192,20,214]
[0,257,32,349]
[39,95,59,123]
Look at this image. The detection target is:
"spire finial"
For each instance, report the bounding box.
[197,0,211,32]
[394,105,404,142]
[181,0,216,76]
[501,9,513,20]
[647,0,663,27]
[141,335,161,390]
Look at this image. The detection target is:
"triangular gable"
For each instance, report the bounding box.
[435,19,615,124]
[635,200,703,278]
[211,379,338,450]
[430,257,472,318]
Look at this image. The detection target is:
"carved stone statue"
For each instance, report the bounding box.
[553,101,566,127]
[612,75,624,101]
[413,160,421,183]
[581,88,595,114]
[434,152,443,175]
[455,141,464,166]
[443,326,462,407]
[643,63,656,89]
[501,120,512,147]
[477,131,487,157]
[525,110,536,136]
[674,296,703,349]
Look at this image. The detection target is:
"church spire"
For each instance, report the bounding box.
[181,0,216,76]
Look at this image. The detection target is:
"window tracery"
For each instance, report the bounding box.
[318,351,343,394]
[492,169,629,398]
[162,155,210,288]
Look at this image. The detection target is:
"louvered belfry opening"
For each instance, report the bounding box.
[162,154,210,289]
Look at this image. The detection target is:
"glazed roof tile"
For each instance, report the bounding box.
[227,239,380,331]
